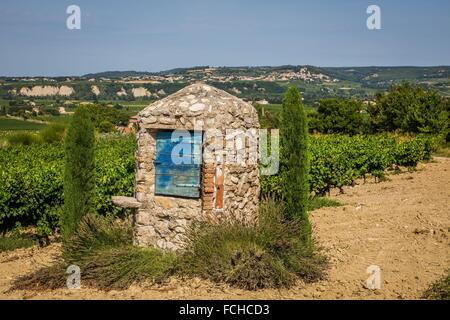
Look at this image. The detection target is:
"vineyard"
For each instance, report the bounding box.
[262,134,438,198]
[0,133,439,237]
[0,135,135,236]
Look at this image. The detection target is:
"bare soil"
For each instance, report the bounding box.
[1,157,449,300]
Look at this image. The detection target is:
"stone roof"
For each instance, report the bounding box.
[138,82,259,129]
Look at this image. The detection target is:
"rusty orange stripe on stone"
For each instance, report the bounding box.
[215,161,225,209]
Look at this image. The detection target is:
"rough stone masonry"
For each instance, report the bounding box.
[113,82,260,251]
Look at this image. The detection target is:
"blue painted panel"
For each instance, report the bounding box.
[155,130,202,198]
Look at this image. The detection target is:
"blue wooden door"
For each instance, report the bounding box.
[154,130,202,198]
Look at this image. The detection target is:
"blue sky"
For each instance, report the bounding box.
[0,0,449,76]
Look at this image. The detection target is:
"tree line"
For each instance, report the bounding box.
[308,83,449,139]
[257,83,449,141]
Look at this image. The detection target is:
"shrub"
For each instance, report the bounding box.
[225,244,296,290]
[81,245,176,289]
[394,139,425,168]
[61,108,95,240]
[98,121,116,133]
[257,197,327,283]
[416,134,443,160]
[78,103,129,131]
[313,98,370,135]
[7,132,42,145]
[36,206,62,240]
[62,213,132,263]
[4,123,67,146]
[422,270,450,300]
[178,222,260,285]
[178,197,327,290]
[370,83,448,135]
[39,123,66,143]
[13,214,175,291]
[280,86,311,246]
[63,214,174,290]
[12,263,67,291]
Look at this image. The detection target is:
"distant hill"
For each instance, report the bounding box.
[2,65,447,105]
[82,70,156,78]
[83,65,450,81]
[320,66,450,82]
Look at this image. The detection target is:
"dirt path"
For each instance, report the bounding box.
[1,158,449,300]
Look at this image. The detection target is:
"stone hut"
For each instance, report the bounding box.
[113,83,260,251]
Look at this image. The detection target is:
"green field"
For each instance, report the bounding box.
[99,100,150,115]
[0,118,46,131]
[35,115,72,124]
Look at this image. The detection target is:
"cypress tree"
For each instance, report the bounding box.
[61,108,95,240]
[280,86,312,246]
